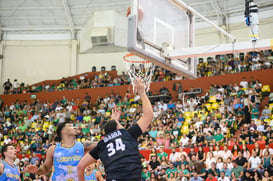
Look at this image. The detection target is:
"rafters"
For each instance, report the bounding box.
[62,0,75,39]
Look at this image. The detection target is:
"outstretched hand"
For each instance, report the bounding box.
[133,78,145,96]
[111,105,121,121]
[25,164,38,174]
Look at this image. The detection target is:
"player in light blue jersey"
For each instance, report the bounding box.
[84,163,103,181]
[25,121,96,181]
[0,143,20,181]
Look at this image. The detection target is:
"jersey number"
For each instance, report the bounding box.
[106,138,126,157]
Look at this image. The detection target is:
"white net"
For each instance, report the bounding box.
[123,54,155,94]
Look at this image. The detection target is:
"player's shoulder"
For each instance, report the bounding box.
[47,144,57,155]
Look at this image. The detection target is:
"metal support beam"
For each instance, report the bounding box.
[62,0,75,39]
[209,0,221,23]
[168,0,237,42]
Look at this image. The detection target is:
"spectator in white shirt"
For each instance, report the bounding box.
[158,101,168,112]
[240,77,249,88]
[180,134,189,147]
[218,171,229,181]
[169,148,180,167]
[248,151,262,173]
[213,146,221,159]
[262,144,273,156]
[221,145,233,161]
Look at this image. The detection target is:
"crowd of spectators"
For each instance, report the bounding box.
[197,50,273,77]
[2,50,273,95]
[0,72,273,180]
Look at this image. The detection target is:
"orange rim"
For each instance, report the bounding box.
[123,53,151,64]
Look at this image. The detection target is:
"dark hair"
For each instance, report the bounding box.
[104,120,118,135]
[1,143,13,159]
[56,121,70,140]
[232,144,241,153]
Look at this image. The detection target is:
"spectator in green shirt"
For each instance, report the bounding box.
[214,129,224,144]
[18,122,28,132]
[231,160,244,181]
[166,163,177,178]
[141,167,150,180]
[157,147,168,161]
[177,164,190,180]
[250,104,259,120]
[207,162,220,177]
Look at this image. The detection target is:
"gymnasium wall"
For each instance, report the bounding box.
[2,40,72,85]
[1,40,127,86]
[78,52,127,75]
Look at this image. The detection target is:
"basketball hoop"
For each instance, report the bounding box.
[123,53,155,94]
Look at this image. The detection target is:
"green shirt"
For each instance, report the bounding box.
[166,167,177,177]
[251,107,259,119]
[214,134,224,142]
[82,128,90,135]
[178,169,190,175]
[232,166,243,178]
[207,168,220,176]
[18,125,28,132]
[83,115,91,123]
[172,128,181,137]
[157,152,168,161]
[141,171,150,179]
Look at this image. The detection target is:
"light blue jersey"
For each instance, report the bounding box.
[51,141,84,181]
[84,170,97,181]
[0,161,20,181]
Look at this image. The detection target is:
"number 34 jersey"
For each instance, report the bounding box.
[89,124,142,180]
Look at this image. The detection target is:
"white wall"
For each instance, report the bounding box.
[2,41,71,85]
[78,52,127,75]
[1,40,128,85]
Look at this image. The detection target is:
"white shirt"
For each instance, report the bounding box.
[262,148,273,155]
[158,103,168,111]
[213,151,221,159]
[249,156,261,169]
[13,81,19,89]
[218,176,229,181]
[221,150,233,160]
[240,81,248,88]
[257,125,265,132]
[205,158,216,169]
[217,162,224,170]
[180,137,189,146]
[169,152,179,162]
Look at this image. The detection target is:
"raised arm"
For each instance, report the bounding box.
[135,78,154,133]
[77,153,97,181]
[25,145,55,175]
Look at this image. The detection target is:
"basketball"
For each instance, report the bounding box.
[127,6,144,22]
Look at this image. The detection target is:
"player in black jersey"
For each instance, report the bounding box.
[78,78,154,181]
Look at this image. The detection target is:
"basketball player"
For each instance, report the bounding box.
[0,143,20,181]
[25,121,96,181]
[78,78,154,181]
[84,163,103,181]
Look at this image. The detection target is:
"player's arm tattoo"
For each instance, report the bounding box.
[82,141,97,153]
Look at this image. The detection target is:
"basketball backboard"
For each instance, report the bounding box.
[127,0,237,79]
